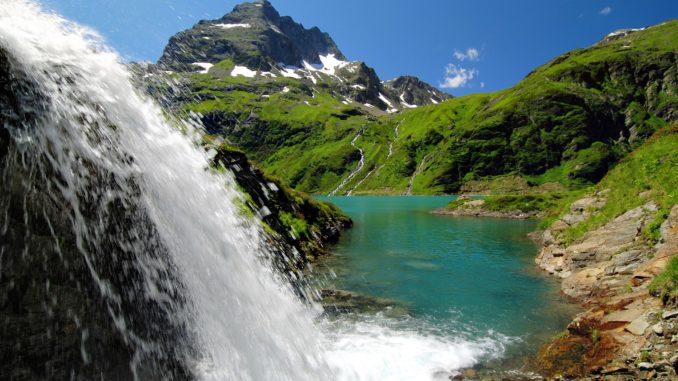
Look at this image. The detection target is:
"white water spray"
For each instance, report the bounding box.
[0,1,328,379]
[0,1,508,380]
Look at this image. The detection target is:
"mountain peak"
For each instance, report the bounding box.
[383,75,452,106]
[224,1,280,22]
[158,1,344,70]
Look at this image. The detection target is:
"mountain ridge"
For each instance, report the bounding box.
[154,1,450,113]
[158,0,344,71]
[147,4,677,197]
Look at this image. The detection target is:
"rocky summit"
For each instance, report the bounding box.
[158,0,344,71]
[383,75,450,108]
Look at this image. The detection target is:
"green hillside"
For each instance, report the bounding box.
[159,20,677,195]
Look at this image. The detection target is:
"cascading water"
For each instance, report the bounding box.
[0,1,328,379]
[0,1,507,380]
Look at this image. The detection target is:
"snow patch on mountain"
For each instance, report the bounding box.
[214,23,251,29]
[399,93,417,109]
[379,93,399,113]
[192,62,213,74]
[231,66,257,78]
[606,27,645,38]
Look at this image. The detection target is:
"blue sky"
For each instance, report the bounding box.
[43,0,677,96]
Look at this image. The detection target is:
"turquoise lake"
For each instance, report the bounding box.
[315,196,578,365]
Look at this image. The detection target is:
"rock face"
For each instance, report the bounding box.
[382,76,451,107]
[158,1,344,71]
[1,42,351,380]
[432,198,541,219]
[536,190,678,378]
[536,192,659,299]
[0,47,191,381]
[153,1,447,114]
[211,144,352,268]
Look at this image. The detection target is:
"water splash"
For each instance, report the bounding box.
[0,1,328,379]
[0,1,509,380]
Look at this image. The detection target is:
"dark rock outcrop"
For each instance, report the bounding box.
[383,75,451,107]
[211,143,352,269]
[0,47,192,381]
[158,0,344,71]
[1,41,351,380]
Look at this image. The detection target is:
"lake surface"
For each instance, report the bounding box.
[315,196,578,372]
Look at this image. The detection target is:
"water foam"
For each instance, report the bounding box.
[325,315,509,381]
[0,1,510,379]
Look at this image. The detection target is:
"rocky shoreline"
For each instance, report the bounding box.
[432,190,678,380]
[533,191,678,380]
[431,198,544,219]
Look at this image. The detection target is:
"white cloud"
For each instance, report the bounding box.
[599,6,612,16]
[439,64,478,89]
[453,47,480,62]
[480,82,485,89]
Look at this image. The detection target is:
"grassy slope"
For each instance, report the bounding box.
[180,20,677,195]
[559,124,678,243]
[182,61,395,194]
[359,21,678,194]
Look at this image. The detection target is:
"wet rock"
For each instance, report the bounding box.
[461,368,477,379]
[319,289,407,317]
[568,311,603,335]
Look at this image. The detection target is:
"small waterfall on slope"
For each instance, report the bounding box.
[0,1,329,379]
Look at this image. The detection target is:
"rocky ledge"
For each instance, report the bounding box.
[534,190,678,379]
[431,195,548,219]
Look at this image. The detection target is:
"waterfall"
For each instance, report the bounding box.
[0,1,329,379]
[0,2,509,380]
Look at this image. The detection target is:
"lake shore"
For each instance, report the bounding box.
[531,194,678,380]
[434,192,678,380]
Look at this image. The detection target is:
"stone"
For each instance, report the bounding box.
[672,335,678,344]
[626,316,650,336]
[613,250,645,266]
[605,308,645,323]
[662,310,678,320]
[464,199,485,207]
[670,354,678,368]
[638,362,654,370]
[601,364,628,375]
[653,360,669,371]
[461,368,477,378]
[551,219,570,232]
[653,323,665,336]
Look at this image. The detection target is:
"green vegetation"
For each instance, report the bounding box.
[639,350,653,363]
[558,124,678,243]
[649,255,678,304]
[167,21,678,195]
[590,329,600,346]
[444,191,582,222]
[482,193,569,213]
[209,141,351,261]
[446,193,568,213]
